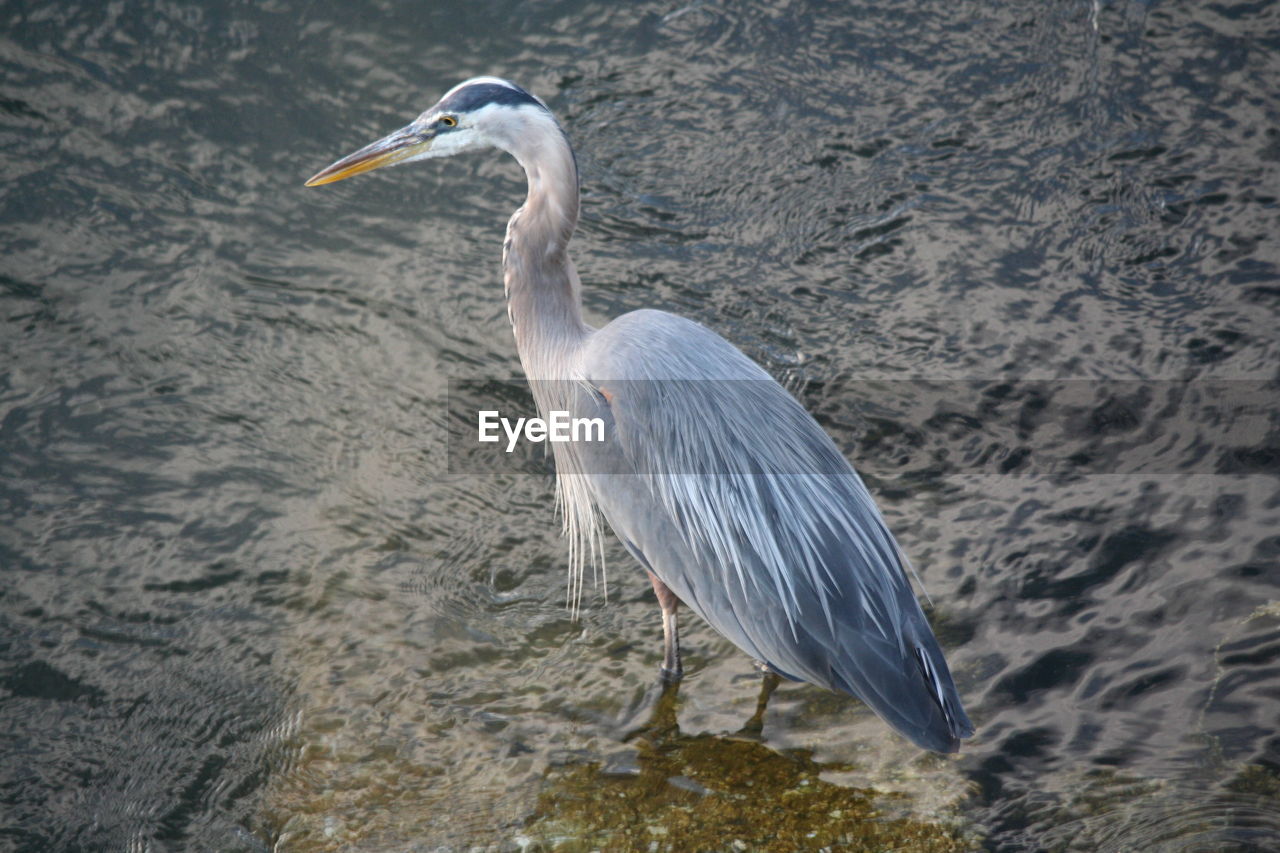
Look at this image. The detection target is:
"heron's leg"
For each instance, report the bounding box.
[647,570,683,680]
[739,670,781,737]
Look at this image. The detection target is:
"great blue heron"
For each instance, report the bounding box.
[306,77,974,753]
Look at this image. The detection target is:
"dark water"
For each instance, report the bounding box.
[2,0,1278,850]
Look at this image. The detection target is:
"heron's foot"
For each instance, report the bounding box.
[623,677,682,745]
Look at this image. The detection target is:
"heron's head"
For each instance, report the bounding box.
[305,77,555,187]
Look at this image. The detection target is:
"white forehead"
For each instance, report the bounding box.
[432,77,551,115]
[441,76,521,99]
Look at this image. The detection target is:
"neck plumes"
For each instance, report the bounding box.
[501,113,589,379]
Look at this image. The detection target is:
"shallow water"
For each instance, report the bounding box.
[2,0,1278,850]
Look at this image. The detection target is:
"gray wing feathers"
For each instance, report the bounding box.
[580,310,972,751]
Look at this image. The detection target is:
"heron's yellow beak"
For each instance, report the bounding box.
[304,125,433,187]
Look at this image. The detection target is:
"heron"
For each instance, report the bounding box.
[305,77,974,753]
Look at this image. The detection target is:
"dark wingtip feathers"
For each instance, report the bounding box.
[911,644,974,752]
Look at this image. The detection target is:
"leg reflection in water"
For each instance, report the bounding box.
[624,669,783,746]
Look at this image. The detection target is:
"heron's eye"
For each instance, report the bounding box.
[439,115,458,128]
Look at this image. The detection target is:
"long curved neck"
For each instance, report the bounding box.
[503,119,590,379]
